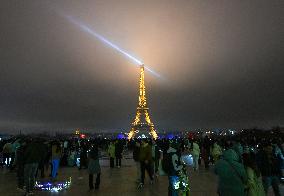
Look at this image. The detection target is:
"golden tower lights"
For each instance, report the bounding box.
[128,65,158,139]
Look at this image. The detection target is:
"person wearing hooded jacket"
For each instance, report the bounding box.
[243,153,265,196]
[215,149,248,196]
[212,142,222,163]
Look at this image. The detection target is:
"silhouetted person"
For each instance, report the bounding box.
[79,141,88,169]
[88,144,101,191]
[257,143,281,196]
[138,140,153,188]
[24,139,45,194]
[115,140,123,168]
[203,136,211,169]
[51,142,62,180]
[107,141,115,168]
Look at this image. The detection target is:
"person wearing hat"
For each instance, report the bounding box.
[215,149,248,196]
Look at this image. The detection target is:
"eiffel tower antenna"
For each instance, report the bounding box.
[128,65,158,139]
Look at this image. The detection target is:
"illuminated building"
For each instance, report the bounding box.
[128,65,158,139]
[75,129,80,135]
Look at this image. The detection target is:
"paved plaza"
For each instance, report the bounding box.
[0,157,283,196]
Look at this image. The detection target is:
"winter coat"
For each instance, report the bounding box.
[107,144,115,158]
[88,147,101,174]
[133,146,140,162]
[274,145,284,170]
[257,147,281,177]
[232,143,244,161]
[212,143,222,157]
[115,142,123,158]
[139,143,152,162]
[167,147,183,176]
[15,145,25,167]
[38,144,48,168]
[24,141,46,164]
[88,158,101,174]
[12,141,20,153]
[215,149,248,196]
[192,142,200,156]
[246,167,265,196]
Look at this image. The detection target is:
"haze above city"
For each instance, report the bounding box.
[0,1,283,133]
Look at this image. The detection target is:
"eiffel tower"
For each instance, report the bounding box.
[128,65,158,139]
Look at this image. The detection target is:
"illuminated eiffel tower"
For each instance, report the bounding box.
[128,65,158,139]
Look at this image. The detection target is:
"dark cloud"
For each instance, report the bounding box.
[0,0,283,133]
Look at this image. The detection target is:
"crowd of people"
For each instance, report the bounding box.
[0,130,283,196]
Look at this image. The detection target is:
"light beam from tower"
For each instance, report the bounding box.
[64,15,162,78]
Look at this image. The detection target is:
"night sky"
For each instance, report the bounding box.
[0,1,283,133]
